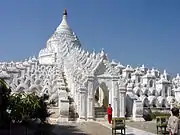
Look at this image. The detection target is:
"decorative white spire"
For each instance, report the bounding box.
[163,69,167,74]
[176,73,180,79]
[56,8,70,31]
[111,59,117,66]
[100,48,105,58]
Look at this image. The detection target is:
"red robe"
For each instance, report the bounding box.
[107,107,112,115]
[107,107,112,124]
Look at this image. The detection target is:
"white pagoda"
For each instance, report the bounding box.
[0,9,179,122]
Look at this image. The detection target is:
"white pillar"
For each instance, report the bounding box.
[58,87,69,122]
[174,87,180,103]
[79,87,87,120]
[126,83,134,116]
[72,78,76,98]
[109,87,112,105]
[77,87,80,115]
[167,87,170,97]
[99,88,104,106]
[132,100,144,121]
[74,85,79,113]
[119,85,127,117]
[87,76,95,120]
[112,76,119,118]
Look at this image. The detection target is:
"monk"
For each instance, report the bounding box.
[107,104,113,124]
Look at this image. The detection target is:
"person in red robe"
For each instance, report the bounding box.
[107,104,113,124]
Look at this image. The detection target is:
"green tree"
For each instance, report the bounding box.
[0,79,11,128]
[8,92,53,123]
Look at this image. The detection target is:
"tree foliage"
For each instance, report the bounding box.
[0,78,53,127]
[8,92,52,123]
[0,79,11,128]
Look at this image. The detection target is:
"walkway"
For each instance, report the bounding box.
[53,120,156,135]
[0,120,156,135]
[53,121,112,135]
[95,120,156,135]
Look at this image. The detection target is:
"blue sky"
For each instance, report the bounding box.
[0,0,180,75]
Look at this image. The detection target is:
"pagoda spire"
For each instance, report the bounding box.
[63,8,67,15]
[56,8,70,31]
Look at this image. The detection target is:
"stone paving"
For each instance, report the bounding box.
[0,120,157,135]
[126,120,157,134]
[53,121,157,135]
[53,121,112,135]
[92,120,157,135]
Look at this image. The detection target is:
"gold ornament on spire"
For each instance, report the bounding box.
[63,8,67,15]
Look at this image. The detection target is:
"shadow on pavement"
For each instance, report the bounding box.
[51,124,90,135]
[0,123,89,135]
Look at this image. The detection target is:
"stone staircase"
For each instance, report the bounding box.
[94,107,107,120]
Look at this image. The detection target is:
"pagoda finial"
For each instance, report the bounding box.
[56,8,69,31]
[63,8,67,15]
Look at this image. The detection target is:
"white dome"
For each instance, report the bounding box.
[46,9,81,53]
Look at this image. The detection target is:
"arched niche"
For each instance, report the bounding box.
[133,87,142,97]
[149,88,157,96]
[142,87,149,96]
[17,78,22,85]
[148,96,157,108]
[137,76,141,83]
[164,86,168,97]
[94,82,109,109]
[149,80,153,88]
[128,73,131,79]
[42,86,51,95]
[152,99,157,107]
[25,79,31,88]
[162,99,166,107]
[171,90,175,96]
[157,96,167,108]
[156,88,162,96]
[140,95,149,107]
